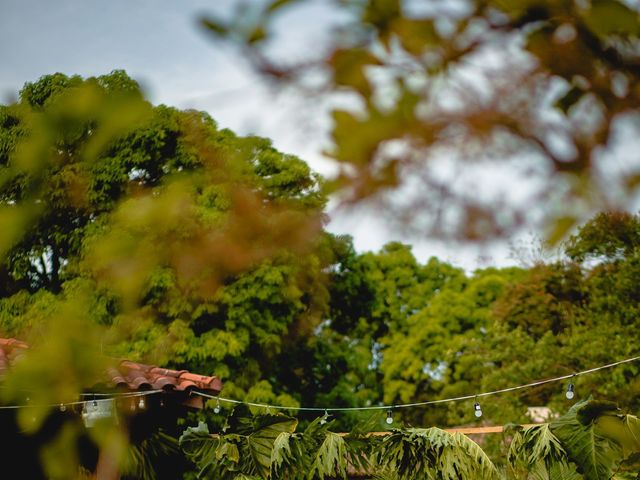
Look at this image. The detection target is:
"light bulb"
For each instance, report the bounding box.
[320,410,329,425]
[213,398,221,414]
[474,402,483,418]
[138,397,145,409]
[92,398,98,410]
[566,382,575,400]
[386,409,394,425]
[59,403,66,412]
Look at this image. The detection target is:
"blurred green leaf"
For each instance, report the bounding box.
[581,0,640,38]
[392,18,439,56]
[266,0,298,14]
[329,48,379,96]
[201,18,229,37]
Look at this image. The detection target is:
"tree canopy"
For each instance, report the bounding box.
[1,70,639,477]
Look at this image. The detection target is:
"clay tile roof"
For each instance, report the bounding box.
[0,338,222,397]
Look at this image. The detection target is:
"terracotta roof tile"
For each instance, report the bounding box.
[0,338,222,397]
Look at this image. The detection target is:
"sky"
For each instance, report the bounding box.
[0,0,526,270]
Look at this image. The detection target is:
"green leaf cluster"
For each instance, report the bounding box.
[180,399,640,479]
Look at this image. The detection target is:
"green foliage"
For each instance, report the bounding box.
[0,70,329,477]
[3,69,640,479]
[551,400,639,480]
[180,400,640,479]
[565,212,640,263]
[121,431,183,480]
[180,410,357,480]
[180,411,385,480]
[270,213,640,434]
[508,424,580,480]
[377,427,499,480]
[508,399,640,479]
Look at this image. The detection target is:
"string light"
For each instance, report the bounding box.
[386,409,393,425]
[213,397,221,414]
[0,390,161,410]
[79,390,162,397]
[320,410,329,425]
[193,354,640,415]
[566,377,575,400]
[0,355,637,414]
[474,399,483,418]
[138,397,145,410]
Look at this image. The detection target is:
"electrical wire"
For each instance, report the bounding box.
[0,354,637,412]
[0,389,163,410]
[193,354,640,413]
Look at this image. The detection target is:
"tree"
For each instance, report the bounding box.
[565,211,640,263]
[381,265,525,427]
[271,240,468,429]
[450,213,640,436]
[0,71,332,476]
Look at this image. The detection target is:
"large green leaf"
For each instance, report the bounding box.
[270,431,292,473]
[551,400,624,480]
[179,415,298,480]
[179,422,226,478]
[310,432,348,480]
[246,414,298,479]
[597,412,640,458]
[581,0,640,38]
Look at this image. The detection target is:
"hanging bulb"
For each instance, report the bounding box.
[92,397,98,410]
[474,401,483,418]
[160,397,165,408]
[320,410,329,425]
[59,403,67,412]
[566,381,575,400]
[213,398,221,414]
[138,397,146,410]
[386,409,394,425]
[266,406,271,415]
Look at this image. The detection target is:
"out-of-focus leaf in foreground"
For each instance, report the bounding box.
[199,0,640,243]
[0,70,327,476]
